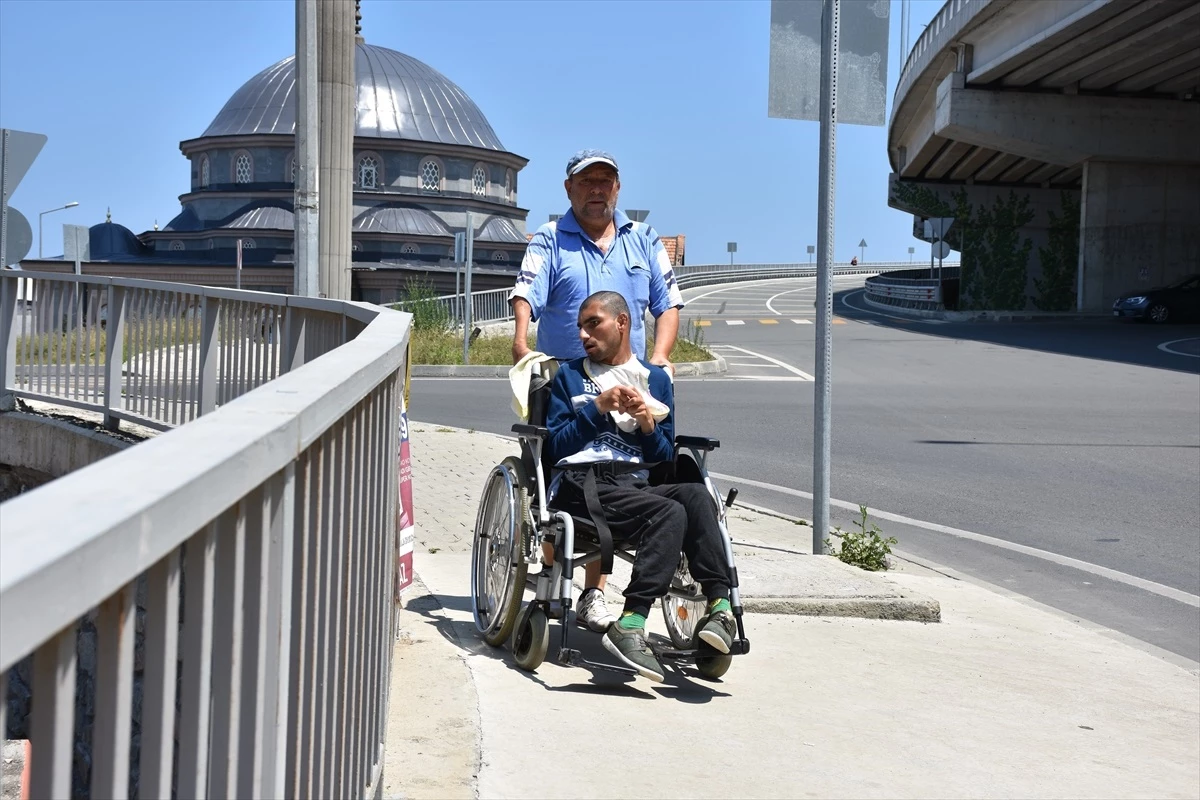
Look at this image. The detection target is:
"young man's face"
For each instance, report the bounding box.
[564,164,620,225]
[577,300,627,363]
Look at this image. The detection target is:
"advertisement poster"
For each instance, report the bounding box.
[396,394,415,598]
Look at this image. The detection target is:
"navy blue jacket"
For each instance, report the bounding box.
[545,357,675,468]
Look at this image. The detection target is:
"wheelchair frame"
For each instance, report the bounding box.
[470,405,751,680]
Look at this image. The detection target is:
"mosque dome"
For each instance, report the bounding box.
[89,218,147,259]
[201,42,506,151]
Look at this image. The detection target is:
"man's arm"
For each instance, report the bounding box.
[646,228,684,373]
[512,298,533,364]
[649,307,679,368]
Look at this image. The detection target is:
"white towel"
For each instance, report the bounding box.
[509,351,558,421]
[583,357,670,432]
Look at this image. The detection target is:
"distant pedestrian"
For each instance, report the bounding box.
[850,256,859,266]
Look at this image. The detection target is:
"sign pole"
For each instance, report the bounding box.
[812,0,839,555]
[462,212,474,365]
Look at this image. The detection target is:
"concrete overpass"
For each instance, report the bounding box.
[888,0,1200,312]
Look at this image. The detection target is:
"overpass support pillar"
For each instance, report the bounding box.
[1077,161,1200,312]
[890,175,1080,312]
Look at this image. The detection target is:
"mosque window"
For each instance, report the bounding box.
[240,238,256,249]
[358,154,380,189]
[473,164,488,197]
[200,156,210,188]
[400,243,420,255]
[234,151,253,184]
[492,250,508,263]
[420,158,441,192]
[505,169,513,201]
[169,240,185,251]
[352,241,363,252]
[290,153,297,183]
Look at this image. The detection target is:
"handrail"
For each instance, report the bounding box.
[0,269,411,799]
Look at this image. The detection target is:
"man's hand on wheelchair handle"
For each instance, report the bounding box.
[649,354,675,378]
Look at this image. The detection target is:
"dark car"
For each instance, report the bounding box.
[1112,274,1200,323]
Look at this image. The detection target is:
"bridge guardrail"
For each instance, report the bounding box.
[864,267,961,309]
[1,270,410,799]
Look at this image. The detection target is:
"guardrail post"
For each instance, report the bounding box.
[198,295,220,415]
[103,285,127,430]
[1,274,17,409]
[283,305,307,373]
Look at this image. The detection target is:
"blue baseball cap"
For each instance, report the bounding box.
[566,149,619,177]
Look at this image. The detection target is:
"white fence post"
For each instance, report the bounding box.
[0,274,17,405]
[103,284,127,430]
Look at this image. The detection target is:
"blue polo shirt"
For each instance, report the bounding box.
[511,209,684,360]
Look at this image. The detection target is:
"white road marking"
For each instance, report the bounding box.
[792,319,813,324]
[709,471,1200,609]
[766,287,815,315]
[725,362,783,368]
[717,345,815,380]
[1157,337,1200,358]
[726,320,745,326]
[682,278,816,305]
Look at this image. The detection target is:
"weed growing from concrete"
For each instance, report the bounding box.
[825,505,897,571]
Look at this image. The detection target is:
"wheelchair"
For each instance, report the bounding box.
[469,361,750,680]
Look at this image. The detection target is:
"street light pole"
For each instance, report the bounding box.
[38,201,79,258]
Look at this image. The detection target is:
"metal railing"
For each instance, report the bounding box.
[865,267,962,308]
[392,263,931,328]
[1,270,411,799]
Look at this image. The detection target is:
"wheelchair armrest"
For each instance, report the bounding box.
[675,435,719,451]
[512,423,549,439]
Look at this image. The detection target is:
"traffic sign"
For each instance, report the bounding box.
[0,129,47,203]
[923,217,955,241]
[2,207,32,266]
[932,240,951,259]
[858,238,868,248]
[727,242,737,253]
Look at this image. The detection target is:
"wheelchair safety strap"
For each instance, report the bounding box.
[583,467,615,576]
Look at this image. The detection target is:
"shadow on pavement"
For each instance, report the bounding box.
[404,590,732,701]
[835,288,1200,375]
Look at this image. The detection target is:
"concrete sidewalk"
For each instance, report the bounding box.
[382,424,1200,800]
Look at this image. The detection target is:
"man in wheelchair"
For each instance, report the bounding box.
[544,290,736,682]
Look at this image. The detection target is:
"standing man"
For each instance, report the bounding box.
[511,149,684,369]
[509,148,686,632]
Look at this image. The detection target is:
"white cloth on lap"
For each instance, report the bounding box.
[582,356,670,433]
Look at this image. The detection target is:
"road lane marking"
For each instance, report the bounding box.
[759,319,779,325]
[716,345,815,379]
[766,286,817,315]
[793,319,813,324]
[695,320,711,326]
[725,362,782,368]
[726,320,745,326]
[708,472,1200,609]
[1158,337,1200,358]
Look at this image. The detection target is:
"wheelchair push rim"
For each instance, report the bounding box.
[470,457,530,645]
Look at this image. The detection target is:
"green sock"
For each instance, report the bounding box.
[617,611,647,630]
[708,598,731,614]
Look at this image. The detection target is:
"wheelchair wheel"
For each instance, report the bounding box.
[696,652,732,680]
[662,555,706,649]
[511,602,549,672]
[471,457,532,647]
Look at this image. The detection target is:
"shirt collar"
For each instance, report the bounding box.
[558,208,633,235]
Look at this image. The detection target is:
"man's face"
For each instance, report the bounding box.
[577,300,627,363]
[564,164,620,225]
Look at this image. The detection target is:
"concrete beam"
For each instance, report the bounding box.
[1115,50,1200,93]
[935,73,1200,166]
[1077,25,1200,91]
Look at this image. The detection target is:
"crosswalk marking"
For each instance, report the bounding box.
[792,319,813,324]
[726,320,745,326]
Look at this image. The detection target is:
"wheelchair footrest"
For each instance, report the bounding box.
[557,647,637,677]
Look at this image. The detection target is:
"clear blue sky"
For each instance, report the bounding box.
[0,0,943,265]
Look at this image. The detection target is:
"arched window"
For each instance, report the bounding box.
[290,152,297,183]
[233,151,253,184]
[358,154,379,189]
[505,169,513,200]
[447,245,457,257]
[400,243,420,255]
[492,250,508,263]
[352,241,363,252]
[200,156,210,188]
[169,240,185,251]
[472,163,488,197]
[240,238,256,249]
[420,158,441,192]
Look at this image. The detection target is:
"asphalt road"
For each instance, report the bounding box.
[410,277,1200,663]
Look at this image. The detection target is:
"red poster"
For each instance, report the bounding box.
[396,395,415,597]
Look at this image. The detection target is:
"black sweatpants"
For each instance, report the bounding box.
[555,470,731,618]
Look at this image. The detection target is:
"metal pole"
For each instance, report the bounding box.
[294,0,319,297]
[812,0,839,555]
[0,130,9,269]
[38,213,42,259]
[462,212,474,365]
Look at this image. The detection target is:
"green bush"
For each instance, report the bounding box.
[825,505,897,571]
[394,278,450,333]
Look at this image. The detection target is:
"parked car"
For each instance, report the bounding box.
[1112,274,1200,323]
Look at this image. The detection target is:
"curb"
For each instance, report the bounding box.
[742,595,942,622]
[412,353,727,378]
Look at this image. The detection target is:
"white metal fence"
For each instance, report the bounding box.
[1,270,411,799]
[864,267,962,309]
[393,262,939,327]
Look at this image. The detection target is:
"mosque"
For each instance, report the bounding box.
[29,29,535,301]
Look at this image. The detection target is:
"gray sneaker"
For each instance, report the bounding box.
[576,588,617,632]
[697,609,736,655]
[603,623,665,682]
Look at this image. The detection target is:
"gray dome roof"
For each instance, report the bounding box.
[202,42,505,150]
